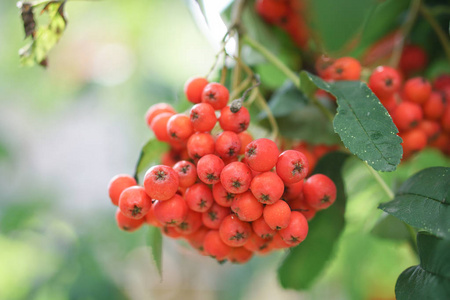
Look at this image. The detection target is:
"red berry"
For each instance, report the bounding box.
[201,82,229,110]
[190,103,217,132]
[278,211,308,245]
[202,203,230,229]
[245,138,279,172]
[400,128,428,158]
[228,247,253,264]
[220,162,253,194]
[442,105,450,133]
[423,92,445,120]
[276,150,309,184]
[244,231,271,252]
[250,172,284,205]
[288,194,316,221]
[175,209,202,235]
[167,114,194,141]
[392,102,423,131]
[145,103,176,128]
[282,180,304,201]
[403,77,432,105]
[434,74,450,91]
[303,174,336,210]
[150,112,174,142]
[252,216,276,239]
[108,174,137,206]
[187,132,215,160]
[263,200,291,230]
[144,165,179,201]
[399,44,427,75]
[271,232,291,249]
[144,205,162,227]
[219,214,252,247]
[185,183,214,213]
[255,0,288,24]
[237,131,253,155]
[185,226,209,253]
[203,230,232,261]
[329,57,361,80]
[115,208,145,232]
[368,66,402,100]
[153,194,188,226]
[173,160,197,188]
[212,182,236,207]
[218,105,250,133]
[119,186,152,219]
[185,77,209,104]
[197,154,225,185]
[231,191,264,222]
[418,120,441,142]
[162,226,183,239]
[215,131,241,160]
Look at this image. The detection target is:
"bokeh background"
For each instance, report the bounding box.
[1,0,448,299]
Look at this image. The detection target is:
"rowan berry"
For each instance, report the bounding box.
[423,92,445,120]
[315,55,335,80]
[399,44,427,75]
[282,180,303,201]
[218,105,250,133]
[184,77,209,104]
[167,114,194,141]
[162,226,183,239]
[212,182,236,207]
[153,194,188,226]
[244,231,270,252]
[271,232,291,249]
[190,103,217,132]
[144,204,162,227]
[150,112,174,142]
[202,203,230,229]
[303,174,336,210]
[219,214,252,247]
[400,128,428,158]
[252,216,276,239]
[203,230,232,261]
[329,57,361,81]
[276,150,309,184]
[245,138,279,172]
[255,0,288,24]
[288,194,316,221]
[418,120,441,142]
[231,191,264,222]
[430,132,450,154]
[201,82,229,110]
[115,208,145,232]
[119,186,152,219]
[173,160,197,188]
[145,103,176,128]
[215,131,241,160]
[250,172,284,204]
[368,66,402,100]
[185,226,209,253]
[197,154,224,185]
[392,102,423,131]
[187,132,215,160]
[442,106,450,133]
[185,183,214,213]
[434,74,450,91]
[403,77,432,104]
[144,165,179,201]
[228,247,253,264]
[278,211,308,246]
[220,161,253,194]
[237,131,253,155]
[108,174,137,206]
[263,200,291,230]
[175,209,202,235]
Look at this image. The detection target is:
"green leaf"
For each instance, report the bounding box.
[147,226,163,279]
[395,232,450,300]
[371,213,412,241]
[133,138,169,184]
[301,71,403,172]
[278,151,349,290]
[379,167,450,239]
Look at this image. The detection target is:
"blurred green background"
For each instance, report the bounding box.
[0,1,448,299]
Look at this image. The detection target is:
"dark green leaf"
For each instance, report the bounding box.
[395,232,450,300]
[379,167,450,239]
[147,226,163,279]
[134,138,169,183]
[371,213,412,241]
[301,71,402,172]
[278,152,349,290]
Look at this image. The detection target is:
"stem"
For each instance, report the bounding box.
[243,35,300,88]
[420,3,450,62]
[364,162,394,199]
[389,0,421,68]
[256,90,279,141]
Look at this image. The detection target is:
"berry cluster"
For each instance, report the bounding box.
[255,0,308,49]
[107,77,337,264]
[315,47,450,159]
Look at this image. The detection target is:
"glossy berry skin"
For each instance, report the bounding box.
[276,150,309,184]
[237,131,253,155]
[197,154,224,185]
[190,103,217,132]
[228,247,253,264]
[144,165,179,201]
[403,77,432,104]
[150,112,174,142]
[303,174,336,210]
[392,102,423,131]
[218,105,250,133]
[263,200,292,230]
[167,114,194,141]
[203,230,232,261]
[368,66,402,100]
[231,191,264,222]
[173,160,197,188]
[212,182,236,207]
[115,208,145,232]
[153,194,188,226]
[187,132,215,160]
[215,131,241,160]
[108,174,137,206]
[145,103,176,128]
[423,92,445,120]
[250,172,284,205]
[252,216,276,239]
[220,162,253,194]
[219,214,252,247]
[201,82,229,110]
[119,186,152,219]
[202,203,230,229]
[329,57,361,80]
[245,138,279,172]
[278,211,308,246]
[184,77,209,104]
[175,209,202,235]
[185,183,214,213]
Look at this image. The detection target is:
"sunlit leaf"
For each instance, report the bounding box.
[134,138,169,184]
